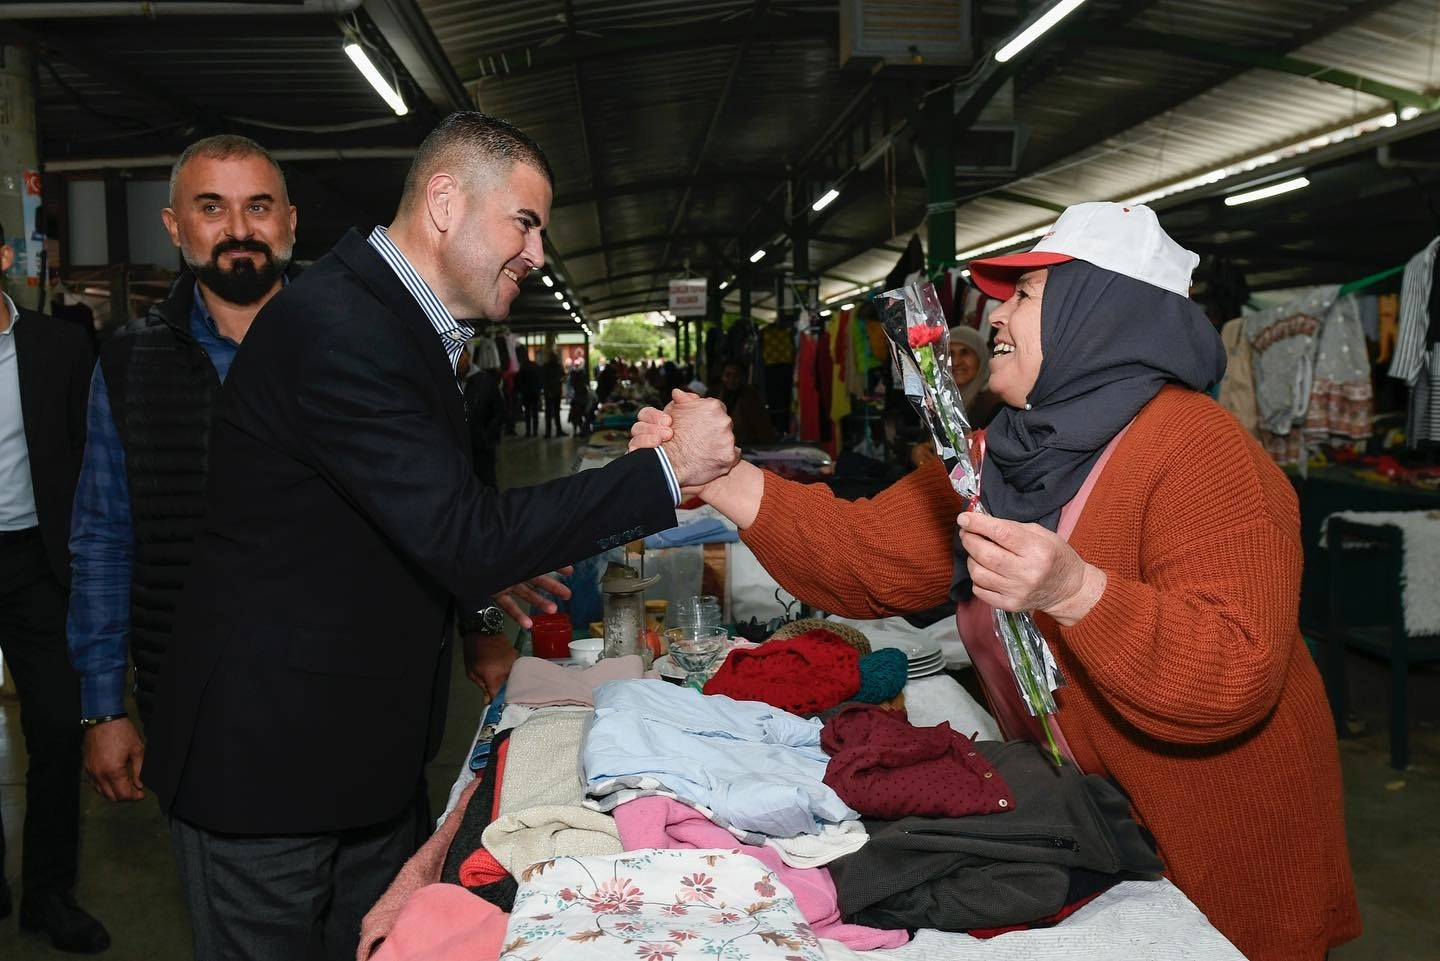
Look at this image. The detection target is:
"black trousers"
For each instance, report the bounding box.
[543,394,563,436]
[170,807,414,961]
[521,393,541,436]
[0,527,81,898]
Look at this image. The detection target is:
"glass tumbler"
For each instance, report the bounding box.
[673,594,722,632]
[663,626,730,689]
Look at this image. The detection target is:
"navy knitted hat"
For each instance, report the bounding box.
[853,648,908,704]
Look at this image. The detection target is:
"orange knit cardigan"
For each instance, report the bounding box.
[741,386,1359,961]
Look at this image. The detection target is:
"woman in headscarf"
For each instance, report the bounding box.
[913,325,1002,467]
[948,323,1002,430]
[630,202,1359,961]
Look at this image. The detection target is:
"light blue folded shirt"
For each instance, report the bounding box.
[583,679,857,837]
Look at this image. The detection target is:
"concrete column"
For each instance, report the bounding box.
[0,44,42,310]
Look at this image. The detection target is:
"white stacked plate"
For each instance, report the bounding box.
[870,637,946,680]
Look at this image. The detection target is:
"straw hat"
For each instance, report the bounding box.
[767,618,871,656]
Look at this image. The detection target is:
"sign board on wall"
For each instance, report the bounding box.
[21,169,41,285]
[668,278,707,317]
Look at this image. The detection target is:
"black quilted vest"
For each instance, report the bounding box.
[99,277,221,724]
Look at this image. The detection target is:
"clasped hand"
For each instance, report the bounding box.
[958,511,1106,626]
[630,389,740,494]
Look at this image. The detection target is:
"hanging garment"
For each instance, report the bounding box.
[761,322,797,365]
[473,333,501,370]
[1217,317,1260,439]
[762,323,796,435]
[828,310,852,453]
[1305,295,1374,442]
[794,327,832,442]
[937,270,956,327]
[1357,295,1379,344]
[1377,292,1400,364]
[1388,237,1440,446]
[1244,286,1340,465]
[842,308,864,400]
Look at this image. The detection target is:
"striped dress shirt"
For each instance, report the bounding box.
[1389,236,1440,446]
[365,226,680,501]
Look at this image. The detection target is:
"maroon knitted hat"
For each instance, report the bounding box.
[703,630,860,715]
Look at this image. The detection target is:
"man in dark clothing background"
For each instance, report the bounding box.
[541,348,566,437]
[459,342,505,489]
[516,345,542,436]
[0,224,108,953]
[65,134,298,805]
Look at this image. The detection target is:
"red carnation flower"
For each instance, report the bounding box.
[908,325,944,349]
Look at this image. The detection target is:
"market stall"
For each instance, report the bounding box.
[361,641,1245,961]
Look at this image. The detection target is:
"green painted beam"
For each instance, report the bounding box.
[1075,27,1440,111]
[991,190,1067,214]
[457,13,836,82]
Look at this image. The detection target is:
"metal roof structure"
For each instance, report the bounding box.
[8,0,1440,333]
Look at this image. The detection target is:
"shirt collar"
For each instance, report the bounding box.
[191,280,220,340]
[366,225,471,373]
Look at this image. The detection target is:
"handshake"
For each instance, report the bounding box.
[630,389,742,495]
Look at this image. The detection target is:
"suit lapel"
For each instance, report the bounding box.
[11,310,51,456]
[331,230,467,447]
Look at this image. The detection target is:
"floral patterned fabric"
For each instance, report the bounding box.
[502,848,826,961]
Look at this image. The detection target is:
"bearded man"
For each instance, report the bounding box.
[66,134,298,803]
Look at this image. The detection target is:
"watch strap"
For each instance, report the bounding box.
[460,603,505,634]
[80,713,128,729]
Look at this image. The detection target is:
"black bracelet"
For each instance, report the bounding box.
[79,713,128,729]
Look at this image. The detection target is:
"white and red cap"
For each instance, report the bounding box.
[966,202,1198,300]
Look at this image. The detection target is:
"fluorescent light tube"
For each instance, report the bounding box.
[812,188,840,212]
[719,280,730,290]
[344,41,408,117]
[542,274,555,287]
[749,248,767,263]
[562,301,570,310]
[840,302,855,311]
[1223,176,1309,206]
[553,290,564,301]
[994,0,1089,64]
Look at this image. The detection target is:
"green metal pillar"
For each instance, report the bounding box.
[922,93,956,275]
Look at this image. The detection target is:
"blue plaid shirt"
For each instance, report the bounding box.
[66,283,243,718]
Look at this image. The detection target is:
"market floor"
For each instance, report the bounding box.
[2,428,1438,960]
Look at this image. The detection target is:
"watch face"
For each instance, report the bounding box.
[481,606,505,633]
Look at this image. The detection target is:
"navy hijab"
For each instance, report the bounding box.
[951,259,1227,600]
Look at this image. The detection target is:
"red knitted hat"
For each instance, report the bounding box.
[703,630,860,715]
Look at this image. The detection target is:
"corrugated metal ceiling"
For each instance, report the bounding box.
[12,0,1440,329]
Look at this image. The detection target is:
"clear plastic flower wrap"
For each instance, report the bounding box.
[878,279,1066,765]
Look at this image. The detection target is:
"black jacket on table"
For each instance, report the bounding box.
[13,305,93,586]
[143,229,678,835]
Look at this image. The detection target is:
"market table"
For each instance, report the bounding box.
[428,665,1244,961]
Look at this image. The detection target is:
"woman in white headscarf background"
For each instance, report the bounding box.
[630,202,1360,961]
[913,324,1002,467]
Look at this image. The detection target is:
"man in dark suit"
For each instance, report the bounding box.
[0,230,109,953]
[143,112,736,961]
